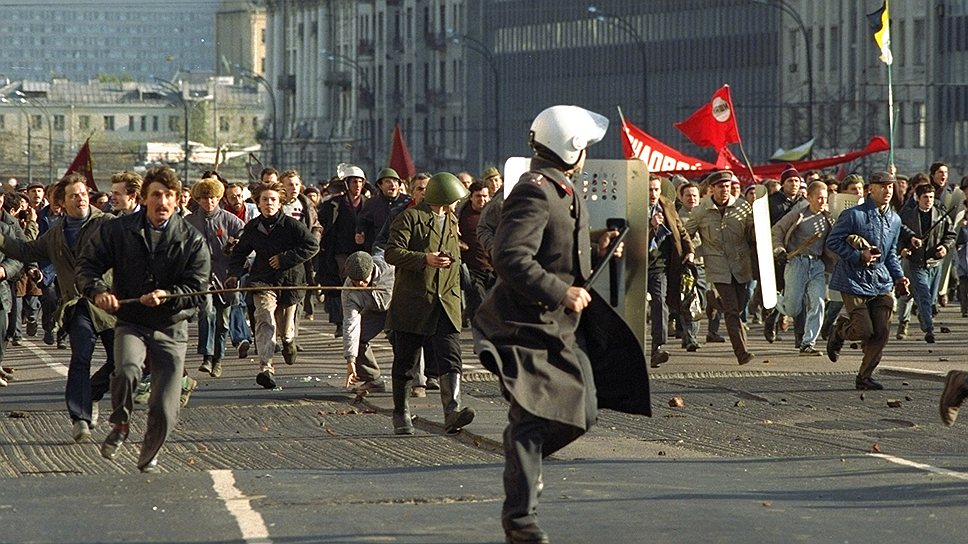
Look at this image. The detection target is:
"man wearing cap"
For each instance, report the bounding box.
[341,251,394,393]
[764,165,805,345]
[476,166,504,256]
[186,178,245,378]
[684,170,757,365]
[385,171,475,436]
[825,171,910,390]
[356,167,412,254]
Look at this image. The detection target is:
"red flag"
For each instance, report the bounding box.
[64,138,97,191]
[619,116,717,173]
[388,123,416,180]
[674,85,741,151]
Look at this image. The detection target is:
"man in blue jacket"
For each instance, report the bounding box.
[825,171,910,390]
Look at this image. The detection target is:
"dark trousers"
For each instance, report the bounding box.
[502,401,585,531]
[647,267,668,352]
[390,317,462,381]
[354,310,388,382]
[39,281,58,336]
[839,293,894,379]
[66,303,115,423]
[463,267,495,325]
[714,278,750,361]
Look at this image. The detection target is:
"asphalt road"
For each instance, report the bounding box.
[1,305,968,543]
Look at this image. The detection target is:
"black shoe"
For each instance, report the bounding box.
[237,339,250,359]
[282,341,297,365]
[855,376,884,390]
[334,324,343,338]
[56,338,67,349]
[25,319,37,337]
[43,330,54,345]
[826,319,846,362]
[100,423,129,459]
[925,332,936,344]
[650,348,670,368]
[444,407,475,434]
[506,524,550,544]
[763,310,778,343]
[738,352,755,365]
[705,333,726,343]
[256,370,276,389]
[139,457,159,474]
[685,343,701,352]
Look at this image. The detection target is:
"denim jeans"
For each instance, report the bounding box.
[778,254,826,348]
[228,294,252,345]
[197,293,231,359]
[65,302,115,424]
[909,264,942,332]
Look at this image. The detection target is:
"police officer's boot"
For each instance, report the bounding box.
[440,371,475,434]
[392,378,414,435]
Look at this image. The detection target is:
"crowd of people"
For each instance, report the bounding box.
[5,106,968,542]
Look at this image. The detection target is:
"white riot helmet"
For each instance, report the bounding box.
[529,105,609,167]
[336,162,366,181]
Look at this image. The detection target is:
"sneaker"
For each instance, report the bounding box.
[237,339,251,359]
[72,420,91,444]
[133,375,151,404]
[210,359,222,378]
[25,319,37,337]
[100,423,129,459]
[896,321,908,340]
[198,356,213,374]
[256,369,276,389]
[940,370,968,426]
[282,341,297,365]
[10,338,22,346]
[799,346,822,357]
[180,376,198,407]
[139,457,160,474]
[411,386,427,398]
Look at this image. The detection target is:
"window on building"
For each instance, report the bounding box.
[915,101,926,147]
[140,115,147,131]
[104,115,115,131]
[829,25,840,73]
[914,19,925,65]
[53,114,64,131]
[219,116,229,132]
[128,115,136,131]
[152,116,159,131]
[816,27,825,72]
[169,115,180,131]
[79,115,90,130]
[895,20,906,66]
[30,114,42,130]
[252,116,258,130]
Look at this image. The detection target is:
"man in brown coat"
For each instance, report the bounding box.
[647,175,694,367]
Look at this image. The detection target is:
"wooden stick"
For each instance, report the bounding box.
[118,284,382,305]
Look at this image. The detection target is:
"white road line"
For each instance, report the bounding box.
[868,453,968,481]
[209,469,272,544]
[21,340,68,377]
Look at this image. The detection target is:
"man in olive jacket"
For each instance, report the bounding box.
[0,173,115,443]
[385,171,474,436]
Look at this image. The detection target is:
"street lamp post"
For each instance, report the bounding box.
[752,0,814,144]
[587,6,648,125]
[154,78,191,182]
[449,32,501,167]
[237,66,278,168]
[15,91,53,182]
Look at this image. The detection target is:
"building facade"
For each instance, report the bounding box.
[216,0,269,76]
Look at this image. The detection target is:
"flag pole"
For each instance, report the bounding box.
[886,42,896,171]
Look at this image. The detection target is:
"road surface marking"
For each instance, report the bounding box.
[22,340,68,377]
[210,469,272,543]
[868,453,968,481]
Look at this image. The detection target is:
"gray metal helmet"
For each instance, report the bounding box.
[423,171,469,206]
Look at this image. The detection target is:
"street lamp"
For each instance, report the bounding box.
[15,91,53,183]
[448,31,501,166]
[587,6,648,125]
[237,66,278,168]
[321,48,374,170]
[153,78,191,182]
[751,0,814,145]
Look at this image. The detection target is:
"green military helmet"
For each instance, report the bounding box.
[377,167,400,182]
[424,171,469,206]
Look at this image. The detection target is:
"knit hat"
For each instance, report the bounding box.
[192,178,225,199]
[779,164,801,183]
[345,251,374,282]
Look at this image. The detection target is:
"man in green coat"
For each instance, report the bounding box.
[385,171,475,435]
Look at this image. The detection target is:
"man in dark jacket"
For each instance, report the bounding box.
[357,167,411,254]
[318,166,367,336]
[227,181,319,389]
[473,105,644,544]
[78,166,210,473]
